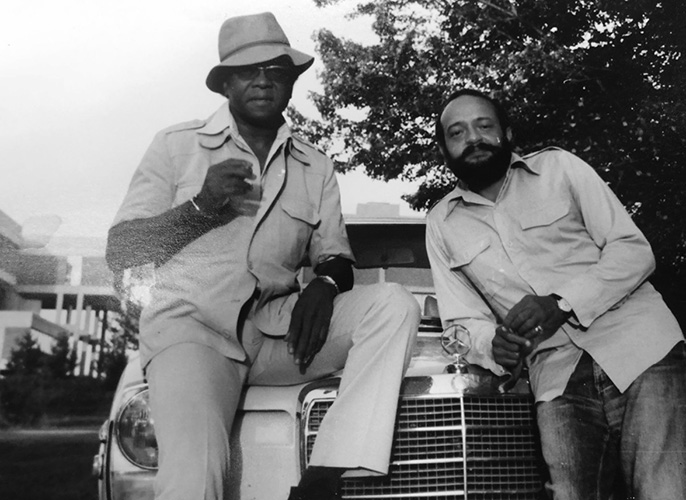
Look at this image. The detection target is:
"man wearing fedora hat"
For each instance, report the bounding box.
[107,11,420,500]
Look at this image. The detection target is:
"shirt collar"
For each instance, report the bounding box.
[443,152,538,216]
[513,152,541,175]
[196,102,295,153]
[287,135,313,165]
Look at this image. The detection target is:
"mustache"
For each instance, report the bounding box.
[460,142,501,159]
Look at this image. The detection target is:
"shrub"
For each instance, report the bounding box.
[46,333,77,379]
[0,374,48,425]
[5,332,46,376]
[0,333,112,426]
[0,375,112,426]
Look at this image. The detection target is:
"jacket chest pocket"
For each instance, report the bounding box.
[272,199,321,270]
[518,200,573,256]
[519,200,570,230]
[448,237,507,297]
[449,238,491,269]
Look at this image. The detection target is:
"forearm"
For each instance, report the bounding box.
[106,201,225,272]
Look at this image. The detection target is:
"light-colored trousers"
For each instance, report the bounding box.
[147,283,421,500]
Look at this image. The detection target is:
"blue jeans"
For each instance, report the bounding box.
[536,341,686,500]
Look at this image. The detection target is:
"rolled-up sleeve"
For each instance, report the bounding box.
[308,156,355,267]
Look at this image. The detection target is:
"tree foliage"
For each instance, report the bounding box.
[108,267,144,352]
[0,332,101,425]
[5,332,45,376]
[300,0,686,322]
[5,332,77,379]
[95,267,147,387]
[45,333,77,379]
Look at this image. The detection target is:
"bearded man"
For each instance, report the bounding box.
[425,88,686,499]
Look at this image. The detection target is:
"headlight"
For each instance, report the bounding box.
[116,389,159,469]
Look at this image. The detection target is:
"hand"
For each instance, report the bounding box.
[492,325,532,369]
[503,294,567,341]
[194,159,256,216]
[285,278,338,374]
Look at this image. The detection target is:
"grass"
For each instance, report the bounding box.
[0,429,100,500]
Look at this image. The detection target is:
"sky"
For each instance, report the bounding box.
[0,0,422,253]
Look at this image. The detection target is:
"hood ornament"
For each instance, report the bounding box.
[441,324,471,374]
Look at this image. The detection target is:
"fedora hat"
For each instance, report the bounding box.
[206,12,314,93]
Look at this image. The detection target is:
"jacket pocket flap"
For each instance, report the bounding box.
[281,200,320,226]
[448,238,491,268]
[520,200,570,229]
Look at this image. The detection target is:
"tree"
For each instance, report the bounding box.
[5,332,46,376]
[6,331,77,379]
[298,0,686,325]
[99,332,130,390]
[0,332,108,425]
[45,332,77,379]
[1,332,47,424]
[108,267,147,352]
[96,267,149,388]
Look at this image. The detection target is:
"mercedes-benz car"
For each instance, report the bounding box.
[93,219,546,500]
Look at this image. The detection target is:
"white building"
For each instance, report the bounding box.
[0,209,116,375]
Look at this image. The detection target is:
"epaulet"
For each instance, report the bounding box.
[291,133,326,155]
[522,146,565,159]
[161,119,206,135]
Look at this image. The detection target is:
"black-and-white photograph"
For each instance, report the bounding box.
[1,1,684,499]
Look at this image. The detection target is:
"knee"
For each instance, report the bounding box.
[369,283,421,322]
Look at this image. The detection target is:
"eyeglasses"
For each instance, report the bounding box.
[231,65,294,84]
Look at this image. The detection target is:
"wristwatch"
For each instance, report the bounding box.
[550,294,573,315]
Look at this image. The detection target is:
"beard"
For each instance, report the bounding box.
[446,139,513,193]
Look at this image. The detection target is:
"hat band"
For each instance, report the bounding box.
[221,40,291,63]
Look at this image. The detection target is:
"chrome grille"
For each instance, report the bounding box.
[303,388,544,500]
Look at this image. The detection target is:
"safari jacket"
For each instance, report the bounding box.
[426,148,684,402]
[112,103,354,367]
